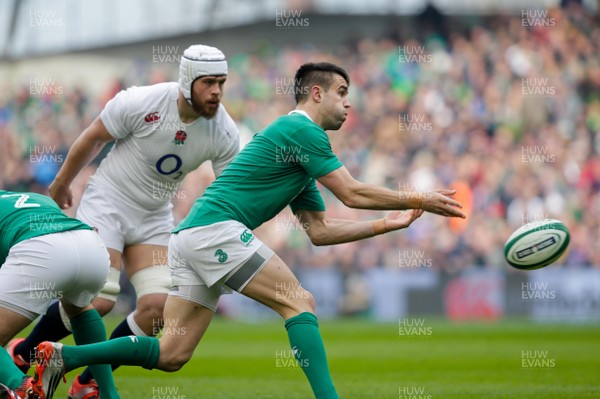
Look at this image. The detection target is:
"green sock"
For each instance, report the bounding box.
[70,309,120,399]
[0,347,26,389]
[285,312,339,399]
[62,336,159,371]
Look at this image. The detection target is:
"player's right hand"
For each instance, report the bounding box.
[48,179,73,209]
[421,189,466,219]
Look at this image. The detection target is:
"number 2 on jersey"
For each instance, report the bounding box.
[1,194,41,208]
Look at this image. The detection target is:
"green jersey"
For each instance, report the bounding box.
[0,190,92,265]
[175,112,343,231]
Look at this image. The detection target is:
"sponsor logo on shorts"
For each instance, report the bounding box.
[214,249,228,263]
[240,229,255,246]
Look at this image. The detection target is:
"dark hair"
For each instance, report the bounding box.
[293,62,350,104]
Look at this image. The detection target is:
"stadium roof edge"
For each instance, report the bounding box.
[1,0,580,60]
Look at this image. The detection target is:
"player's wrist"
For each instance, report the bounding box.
[412,192,425,210]
[52,173,73,187]
[399,191,425,210]
[372,218,389,235]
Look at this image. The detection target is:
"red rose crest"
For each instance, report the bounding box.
[173,130,187,145]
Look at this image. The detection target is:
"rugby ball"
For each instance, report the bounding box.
[504,219,570,270]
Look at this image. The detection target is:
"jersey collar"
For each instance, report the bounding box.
[288,109,314,122]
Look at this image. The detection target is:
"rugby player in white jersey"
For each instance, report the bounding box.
[6,44,239,399]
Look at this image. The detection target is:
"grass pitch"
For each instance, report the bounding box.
[30,317,600,398]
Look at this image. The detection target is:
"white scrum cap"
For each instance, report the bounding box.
[178,44,228,105]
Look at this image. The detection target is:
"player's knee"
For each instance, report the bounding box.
[158,348,192,372]
[303,290,317,314]
[129,265,170,322]
[284,289,316,317]
[135,294,167,322]
[92,297,115,316]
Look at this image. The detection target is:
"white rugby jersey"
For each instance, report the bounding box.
[91,82,239,211]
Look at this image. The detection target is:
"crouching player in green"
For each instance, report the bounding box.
[0,190,119,399]
[32,62,465,399]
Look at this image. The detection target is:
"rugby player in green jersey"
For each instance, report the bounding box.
[33,62,465,399]
[0,190,120,399]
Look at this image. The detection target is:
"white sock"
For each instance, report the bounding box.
[126,312,148,336]
[58,302,73,332]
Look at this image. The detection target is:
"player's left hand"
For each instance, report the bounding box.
[384,208,424,231]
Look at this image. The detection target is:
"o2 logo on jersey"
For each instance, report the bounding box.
[156,154,183,179]
[157,130,188,179]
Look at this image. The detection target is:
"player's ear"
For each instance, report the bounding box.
[310,85,324,103]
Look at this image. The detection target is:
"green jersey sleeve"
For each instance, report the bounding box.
[287,124,343,178]
[290,179,326,214]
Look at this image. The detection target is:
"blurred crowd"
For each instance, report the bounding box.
[1,4,599,293]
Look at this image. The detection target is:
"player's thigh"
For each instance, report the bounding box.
[0,307,32,346]
[76,184,129,272]
[77,185,126,310]
[157,295,215,371]
[240,253,315,319]
[122,244,170,317]
[76,184,126,256]
[121,202,172,277]
[107,247,123,269]
[122,244,167,277]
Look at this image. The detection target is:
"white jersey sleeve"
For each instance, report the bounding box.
[100,87,141,140]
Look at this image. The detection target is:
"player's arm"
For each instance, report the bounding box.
[317,166,466,218]
[49,117,114,208]
[295,208,424,246]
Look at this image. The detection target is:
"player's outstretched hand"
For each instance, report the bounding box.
[420,189,466,218]
[48,179,73,209]
[384,208,425,231]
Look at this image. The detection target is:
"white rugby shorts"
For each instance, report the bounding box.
[168,221,273,311]
[0,229,110,320]
[76,182,174,251]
